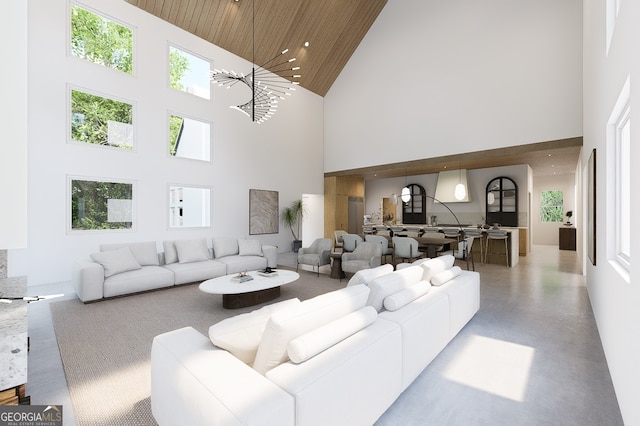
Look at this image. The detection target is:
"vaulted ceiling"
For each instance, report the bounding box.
[124,0,388,97]
[124,0,581,178]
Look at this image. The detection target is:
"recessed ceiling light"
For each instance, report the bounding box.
[304,41,310,47]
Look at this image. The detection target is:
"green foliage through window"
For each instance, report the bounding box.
[169,115,184,155]
[71,179,133,230]
[71,89,133,148]
[540,190,563,222]
[71,5,133,74]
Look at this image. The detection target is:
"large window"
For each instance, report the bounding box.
[70,4,133,74]
[169,185,211,228]
[540,190,563,222]
[169,114,211,161]
[607,77,630,276]
[69,177,134,232]
[169,45,211,100]
[70,88,134,149]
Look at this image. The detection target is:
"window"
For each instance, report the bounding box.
[70,88,134,149]
[540,190,563,222]
[169,185,211,228]
[607,76,630,276]
[169,114,211,161]
[70,4,133,74]
[69,177,134,232]
[169,45,211,100]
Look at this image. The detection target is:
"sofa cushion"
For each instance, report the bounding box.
[238,239,263,256]
[383,281,432,311]
[287,306,377,363]
[212,237,239,258]
[175,239,209,264]
[162,241,179,264]
[367,266,424,312]
[419,255,455,281]
[100,241,159,266]
[209,298,301,364]
[252,284,370,375]
[346,264,394,287]
[91,247,142,278]
[431,266,462,286]
[163,260,227,285]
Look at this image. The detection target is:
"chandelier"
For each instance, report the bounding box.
[210,0,301,124]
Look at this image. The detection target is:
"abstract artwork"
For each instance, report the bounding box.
[249,189,279,235]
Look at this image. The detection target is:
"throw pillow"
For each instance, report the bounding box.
[346,264,394,287]
[175,239,209,264]
[90,247,142,278]
[238,239,263,256]
[366,265,424,312]
[431,266,462,286]
[287,306,377,363]
[209,298,301,364]
[162,241,178,264]
[419,255,455,282]
[212,237,239,258]
[99,242,159,266]
[383,281,432,311]
[252,284,370,375]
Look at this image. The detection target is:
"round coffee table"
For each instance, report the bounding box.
[199,269,299,309]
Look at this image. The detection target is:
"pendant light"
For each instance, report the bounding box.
[454,163,467,201]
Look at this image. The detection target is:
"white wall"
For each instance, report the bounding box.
[324,0,583,172]
[531,174,576,245]
[0,0,28,250]
[365,165,530,227]
[583,0,640,424]
[18,0,324,285]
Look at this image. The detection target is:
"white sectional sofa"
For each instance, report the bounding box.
[150,255,480,426]
[72,237,277,302]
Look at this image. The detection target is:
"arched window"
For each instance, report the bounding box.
[402,183,426,224]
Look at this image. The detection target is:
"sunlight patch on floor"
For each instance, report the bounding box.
[442,335,535,402]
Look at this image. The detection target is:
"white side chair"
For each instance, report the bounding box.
[365,234,393,264]
[392,236,424,265]
[342,234,363,252]
[454,236,476,271]
[297,238,333,277]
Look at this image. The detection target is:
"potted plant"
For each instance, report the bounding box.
[280,199,305,252]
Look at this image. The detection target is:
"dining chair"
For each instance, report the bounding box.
[463,228,484,263]
[392,236,424,265]
[365,234,393,264]
[333,230,347,252]
[454,236,475,271]
[341,234,363,252]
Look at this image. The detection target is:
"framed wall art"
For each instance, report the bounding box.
[249,189,279,235]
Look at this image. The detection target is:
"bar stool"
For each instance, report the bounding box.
[484,229,509,267]
[463,228,484,263]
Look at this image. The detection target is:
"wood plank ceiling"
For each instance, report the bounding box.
[124,0,388,96]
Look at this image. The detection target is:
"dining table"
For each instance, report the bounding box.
[381,235,459,259]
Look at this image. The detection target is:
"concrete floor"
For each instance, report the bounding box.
[24,245,622,425]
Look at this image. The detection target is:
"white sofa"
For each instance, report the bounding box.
[150,255,480,426]
[72,238,277,302]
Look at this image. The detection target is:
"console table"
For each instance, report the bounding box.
[559,227,577,250]
[0,276,30,405]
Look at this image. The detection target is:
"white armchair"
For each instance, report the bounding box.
[297,238,333,277]
[341,242,382,277]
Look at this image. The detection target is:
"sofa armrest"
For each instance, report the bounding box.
[72,258,105,302]
[320,249,331,266]
[262,245,278,268]
[151,327,294,426]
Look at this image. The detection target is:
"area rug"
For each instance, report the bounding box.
[50,269,344,426]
